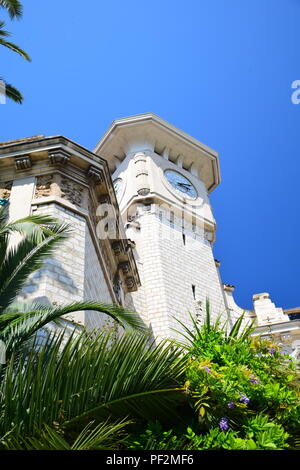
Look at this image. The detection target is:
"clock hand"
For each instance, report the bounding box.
[177,182,191,187]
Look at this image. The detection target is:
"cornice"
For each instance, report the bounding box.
[93,113,221,193]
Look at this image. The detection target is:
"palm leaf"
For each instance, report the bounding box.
[0,79,22,103]
[0,38,31,60]
[0,223,69,311]
[4,419,131,450]
[0,21,9,37]
[0,0,22,19]
[1,301,147,356]
[0,214,67,241]
[0,330,187,439]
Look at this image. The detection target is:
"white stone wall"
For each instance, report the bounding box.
[129,205,226,341]
[83,226,114,330]
[18,202,113,329]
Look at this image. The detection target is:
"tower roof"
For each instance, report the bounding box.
[94,113,221,192]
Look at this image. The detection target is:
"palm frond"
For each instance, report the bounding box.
[171,313,201,348]
[1,301,147,356]
[0,223,69,311]
[0,215,69,242]
[0,21,9,37]
[0,0,23,19]
[4,419,131,450]
[0,38,31,60]
[0,330,187,440]
[0,78,22,103]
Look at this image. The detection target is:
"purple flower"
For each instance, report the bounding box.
[269,347,276,355]
[202,366,212,374]
[227,401,235,409]
[219,417,229,432]
[249,375,259,384]
[256,353,263,357]
[239,393,250,404]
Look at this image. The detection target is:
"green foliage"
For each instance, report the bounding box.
[127,416,290,451]
[126,421,188,450]
[242,415,289,450]
[3,419,131,450]
[179,307,300,448]
[185,418,289,450]
[0,205,186,450]
[0,0,22,19]
[182,314,300,433]
[127,306,299,451]
[0,0,29,103]
[0,328,187,449]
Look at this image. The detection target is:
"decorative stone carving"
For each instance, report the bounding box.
[15,155,32,170]
[60,178,85,206]
[34,174,54,198]
[118,261,131,275]
[223,284,235,293]
[99,194,111,204]
[204,230,213,242]
[134,152,150,196]
[125,277,136,291]
[127,214,137,222]
[113,274,122,304]
[87,166,104,184]
[49,149,70,165]
[34,174,87,205]
[111,240,124,256]
[126,239,136,250]
[0,181,12,200]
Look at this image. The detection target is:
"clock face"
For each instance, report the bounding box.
[164,170,197,199]
[113,178,123,198]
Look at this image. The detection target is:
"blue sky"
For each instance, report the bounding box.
[1,0,299,310]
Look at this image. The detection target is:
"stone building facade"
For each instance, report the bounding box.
[0,135,140,330]
[0,114,299,354]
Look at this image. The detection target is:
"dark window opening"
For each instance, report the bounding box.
[192,285,196,300]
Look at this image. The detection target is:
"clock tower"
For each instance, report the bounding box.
[94,114,227,340]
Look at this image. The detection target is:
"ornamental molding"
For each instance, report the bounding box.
[49,149,70,165]
[111,240,124,256]
[223,284,235,293]
[15,155,32,170]
[118,261,131,275]
[87,165,104,184]
[125,277,136,291]
[99,194,111,204]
